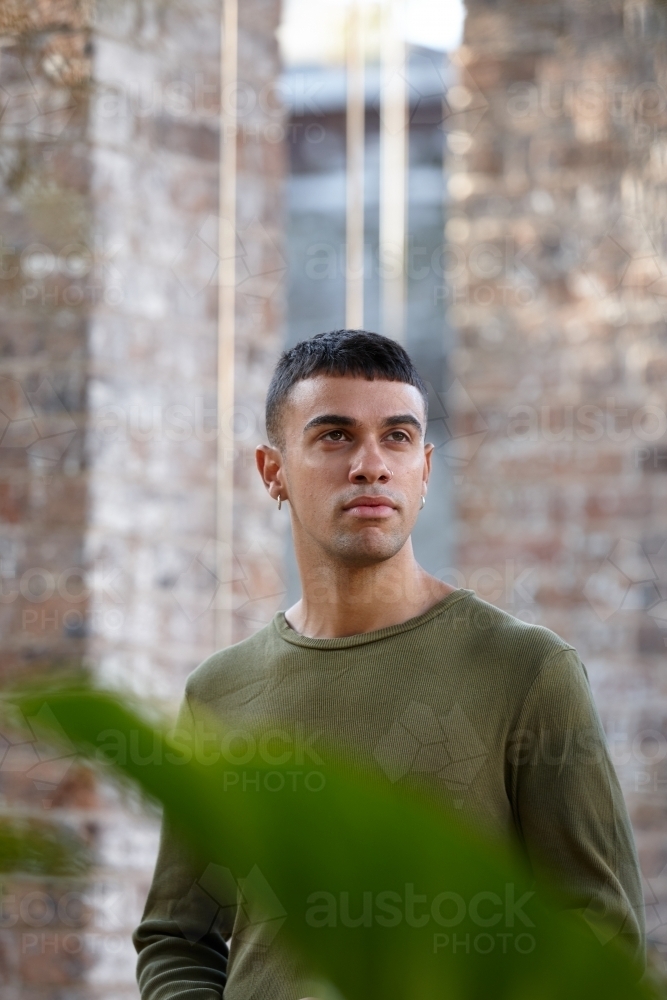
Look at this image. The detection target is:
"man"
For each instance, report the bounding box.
[134,329,645,998]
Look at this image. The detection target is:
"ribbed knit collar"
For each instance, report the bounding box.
[272,588,474,649]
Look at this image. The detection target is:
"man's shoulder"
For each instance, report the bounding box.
[443,589,577,676]
[184,618,279,705]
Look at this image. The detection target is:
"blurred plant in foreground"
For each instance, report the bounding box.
[0,816,90,876]
[1,679,663,1000]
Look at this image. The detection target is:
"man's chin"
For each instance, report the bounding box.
[327,529,406,566]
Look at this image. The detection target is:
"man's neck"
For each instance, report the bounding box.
[283,544,456,638]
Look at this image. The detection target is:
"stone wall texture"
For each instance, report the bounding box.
[0,0,285,995]
[0,2,97,995]
[0,0,91,679]
[446,0,667,976]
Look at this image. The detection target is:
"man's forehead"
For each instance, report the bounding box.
[287,374,424,417]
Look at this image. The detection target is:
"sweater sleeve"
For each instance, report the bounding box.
[507,647,646,964]
[133,695,234,1000]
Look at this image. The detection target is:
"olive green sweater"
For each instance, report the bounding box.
[133,588,645,999]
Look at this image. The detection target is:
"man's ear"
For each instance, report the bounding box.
[421,441,434,493]
[256,444,287,502]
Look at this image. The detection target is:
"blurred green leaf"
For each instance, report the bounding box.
[9,681,659,1000]
[0,816,90,876]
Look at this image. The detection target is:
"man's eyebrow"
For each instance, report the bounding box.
[303,414,357,433]
[302,413,423,434]
[381,413,423,434]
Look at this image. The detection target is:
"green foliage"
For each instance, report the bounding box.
[7,681,660,1000]
[0,817,90,876]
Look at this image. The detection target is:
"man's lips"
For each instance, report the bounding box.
[342,497,397,518]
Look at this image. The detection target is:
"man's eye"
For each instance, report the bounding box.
[323,430,346,441]
[388,431,409,441]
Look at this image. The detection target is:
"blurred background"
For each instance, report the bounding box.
[1,0,667,995]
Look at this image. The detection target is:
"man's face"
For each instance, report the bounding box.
[277,374,432,567]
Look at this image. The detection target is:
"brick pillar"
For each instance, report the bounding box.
[0,4,99,997]
[232,0,287,644]
[1,0,286,995]
[83,0,286,994]
[85,0,223,704]
[449,0,667,971]
[0,1,91,677]
[86,0,287,694]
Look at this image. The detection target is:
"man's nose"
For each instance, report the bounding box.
[348,440,392,483]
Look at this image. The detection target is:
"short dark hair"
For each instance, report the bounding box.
[265,329,429,449]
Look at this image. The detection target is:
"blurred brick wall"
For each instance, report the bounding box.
[86,0,287,702]
[85,3,286,989]
[91,0,286,995]
[0,2,97,994]
[86,0,224,705]
[231,0,288,644]
[0,0,91,678]
[447,0,667,973]
[0,0,286,995]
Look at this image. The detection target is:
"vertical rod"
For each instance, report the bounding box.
[379,0,407,344]
[216,0,238,649]
[345,0,365,329]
